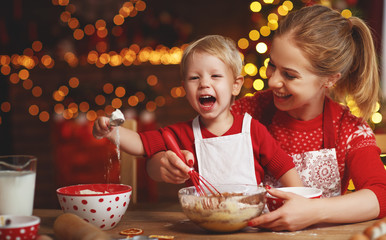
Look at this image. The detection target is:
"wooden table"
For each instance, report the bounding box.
[34,209,374,240]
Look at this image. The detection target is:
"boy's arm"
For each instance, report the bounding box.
[112,126,145,156]
[278,168,303,187]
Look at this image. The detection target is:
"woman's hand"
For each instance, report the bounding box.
[147,150,194,184]
[248,187,322,231]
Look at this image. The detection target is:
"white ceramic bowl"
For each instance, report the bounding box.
[266,187,322,211]
[0,215,40,240]
[56,183,131,230]
[178,184,266,233]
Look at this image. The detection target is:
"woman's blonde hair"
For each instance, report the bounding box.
[276,4,380,121]
[180,35,243,79]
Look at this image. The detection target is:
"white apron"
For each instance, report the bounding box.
[264,101,341,198]
[192,113,258,186]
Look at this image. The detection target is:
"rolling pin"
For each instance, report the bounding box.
[53,213,111,240]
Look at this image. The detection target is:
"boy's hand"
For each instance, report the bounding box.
[92,116,113,139]
[157,150,194,184]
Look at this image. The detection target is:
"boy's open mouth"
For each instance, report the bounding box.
[199,95,216,108]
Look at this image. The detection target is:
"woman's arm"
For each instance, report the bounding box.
[278,168,304,187]
[249,188,379,231]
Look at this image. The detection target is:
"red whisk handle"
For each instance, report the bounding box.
[161,129,186,162]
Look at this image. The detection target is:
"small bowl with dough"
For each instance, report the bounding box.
[178,184,266,233]
[56,183,131,230]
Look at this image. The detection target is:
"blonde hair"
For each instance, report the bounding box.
[180,35,243,79]
[276,4,380,121]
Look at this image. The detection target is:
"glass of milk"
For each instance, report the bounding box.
[0,155,37,216]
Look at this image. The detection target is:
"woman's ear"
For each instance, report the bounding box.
[232,75,244,96]
[325,73,341,88]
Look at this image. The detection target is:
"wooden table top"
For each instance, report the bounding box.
[34,208,374,240]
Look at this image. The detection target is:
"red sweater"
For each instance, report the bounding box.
[231,90,386,218]
[139,113,295,184]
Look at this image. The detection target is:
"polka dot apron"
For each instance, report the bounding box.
[265,102,341,198]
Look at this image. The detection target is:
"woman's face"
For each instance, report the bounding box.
[266,34,329,120]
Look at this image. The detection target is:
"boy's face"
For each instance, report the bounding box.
[183,51,243,123]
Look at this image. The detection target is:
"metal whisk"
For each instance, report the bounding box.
[161,130,222,197]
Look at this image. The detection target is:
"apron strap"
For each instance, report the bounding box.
[192,116,203,140]
[241,113,252,133]
[322,98,336,149]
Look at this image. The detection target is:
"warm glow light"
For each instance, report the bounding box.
[260,26,271,37]
[135,0,146,11]
[73,29,84,40]
[1,65,11,75]
[128,96,139,106]
[87,51,99,64]
[250,1,262,12]
[113,15,125,25]
[146,101,156,112]
[244,63,258,76]
[249,30,260,41]
[1,102,11,112]
[341,9,352,19]
[9,73,20,84]
[147,75,158,86]
[278,5,289,16]
[256,42,268,54]
[263,0,274,3]
[54,104,65,114]
[23,79,33,90]
[29,105,39,116]
[259,66,267,79]
[112,98,123,108]
[32,86,42,97]
[264,58,270,67]
[68,18,79,29]
[103,83,114,94]
[69,77,79,88]
[53,91,65,102]
[97,28,108,38]
[84,24,95,36]
[135,92,145,102]
[86,110,98,121]
[95,95,106,105]
[95,19,106,30]
[39,111,50,122]
[59,86,69,96]
[283,1,294,11]
[32,41,43,52]
[155,96,166,106]
[238,38,249,50]
[18,69,29,80]
[371,112,382,124]
[79,102,89,112]
[253,79,265,91]
[268,20,278,30]
[60,11,71,22]
[115,86,126,97]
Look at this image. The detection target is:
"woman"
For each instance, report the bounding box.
[147,5,386,231]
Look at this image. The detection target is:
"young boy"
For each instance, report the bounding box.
[93,35,302,187]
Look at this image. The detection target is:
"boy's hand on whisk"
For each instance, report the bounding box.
[93,116,114,140]
[157,150,194,184]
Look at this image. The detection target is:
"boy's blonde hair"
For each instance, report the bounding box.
[180,35,243,79]
[276,4,380,121]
